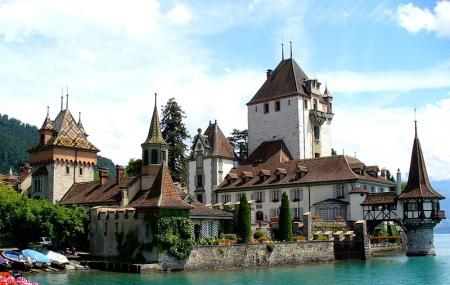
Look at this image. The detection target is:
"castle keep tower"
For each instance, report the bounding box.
[397,121,445,256]
[247,57,333,160]
[28,96,99,202]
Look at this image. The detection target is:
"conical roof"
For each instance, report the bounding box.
[398,124,444,199]
[247,58,309,105]
[143,94,167,145]
[40,107,54,131]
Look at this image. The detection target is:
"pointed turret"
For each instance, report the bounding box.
[143,93,167,145]
[78,112,88,137]
[398,121,444,200]
[40,106,54,131]
[141,93,169,169]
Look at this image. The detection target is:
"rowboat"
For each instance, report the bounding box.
[0,256,10,270]
[37,249,69,268]
[1,250,32,270]
[22,249,51,268]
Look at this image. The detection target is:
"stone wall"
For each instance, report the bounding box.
[159,241,334,271]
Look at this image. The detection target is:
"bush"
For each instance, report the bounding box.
[294,235,306,242]
[278,192,293,241]
[317,235,328,241]
[236,195,251,244]
[266,243,275,253]
[221,233,238,241]
[253,229,266,239]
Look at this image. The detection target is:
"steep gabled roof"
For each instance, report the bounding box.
[242,140,292,165]
[177,190,233,219]
[398,125,444,200]
[247,58,309,105]
[203,122,235,159]
[142,94,167,145]
[130,165,192,210]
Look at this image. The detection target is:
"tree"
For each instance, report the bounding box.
[236,194,252,244]
[160,98,190,185]
[385,169,396,183]
[278,192,293,241]
[126,158,142,176]
[228,129,248,160]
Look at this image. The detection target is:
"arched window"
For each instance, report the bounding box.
[151,149,158,164]
[256,211,264,221]
[143,150,149,165]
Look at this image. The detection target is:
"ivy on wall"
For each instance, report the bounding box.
[153,217,194,260]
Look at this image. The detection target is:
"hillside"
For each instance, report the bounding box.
[0,114,38,174]
[0,113,115,176]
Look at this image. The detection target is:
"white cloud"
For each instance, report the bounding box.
[333,98,450,181]
[319,61,450,93]
[396,1,450,38]
[166,3,192,24]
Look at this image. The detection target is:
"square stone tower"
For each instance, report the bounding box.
[28,96,99,203]
[247,58,333,159]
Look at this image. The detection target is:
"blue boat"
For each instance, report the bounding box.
[22,249,51,268]
[0,256,10,269]
[1,250,32,270]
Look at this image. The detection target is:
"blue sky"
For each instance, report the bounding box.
[0,0,449,182]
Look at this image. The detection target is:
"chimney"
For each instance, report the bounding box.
[396,169,402,195]
[380,169,387,179]
[116,165,125,184]
[99,168,108,186]
[266,69,273,79]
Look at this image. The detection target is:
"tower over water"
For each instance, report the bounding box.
[246,57,333,159]
[397,120,445,256]
[28,95,99,202]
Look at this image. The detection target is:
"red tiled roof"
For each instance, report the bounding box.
[129,165,192,210]
[191,122,235,160]
[217,142,394,191]
[398,134,444,200]
[242,140,292,165]
[59,176,136,206]
[177,191,233,219]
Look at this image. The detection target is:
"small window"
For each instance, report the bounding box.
[197,175,203,187]
[196,154,203,168]
[143,150,149,165]
[40,134,45,144]
[275,101,280,112]
[336,185,345,198]
[288,100,291,106]
[264,103,269,114]
[104,223,108,237]
[313,99,318,110]
[79,167,83,176]
[65,166,70,175]
[196,194,203,203]
[151,149,158,164]
[255,106,257,112]
[304,100,308,110]
[272,189,280,202]
[162,151,167,164]
[315,153,320,158]
[221,194,231,203]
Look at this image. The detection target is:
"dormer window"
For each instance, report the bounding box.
[295,165,308,180]
[258,169,270,183]
[275,168,287,181]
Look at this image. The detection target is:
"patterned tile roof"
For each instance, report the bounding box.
[33,109,99,152]
[247,58,309,105]
[142,94,167,145]
[398,127,444,200]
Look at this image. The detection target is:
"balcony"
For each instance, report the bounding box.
[438,210,446,220]
[309,109,327,126]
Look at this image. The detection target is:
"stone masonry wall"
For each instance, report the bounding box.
[160,241,334,271]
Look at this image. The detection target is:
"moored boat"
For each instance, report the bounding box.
[0,256,10,270]
[22,249,51,268]
[37,249,69,269]
[1,250,32,270]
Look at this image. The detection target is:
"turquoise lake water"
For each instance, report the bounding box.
[29,234,450,285]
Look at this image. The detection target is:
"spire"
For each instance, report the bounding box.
[281,37,285,60]
[78,112,87,136]
[289,40,292,58]
[61,88,64,111]
[40,106,53,130]
[398,121,444,199]
[143,93,166,145]
[66,86,69,110]
[46,106,50,118]
[414,108,418,138]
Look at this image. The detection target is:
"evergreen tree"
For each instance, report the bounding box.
[236,194,252,244]
[228,129,248,160]
[278,192,293,241]
[160,98,190,185]
[125,158,142,176]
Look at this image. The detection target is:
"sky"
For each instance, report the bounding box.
[0,0,449,182]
